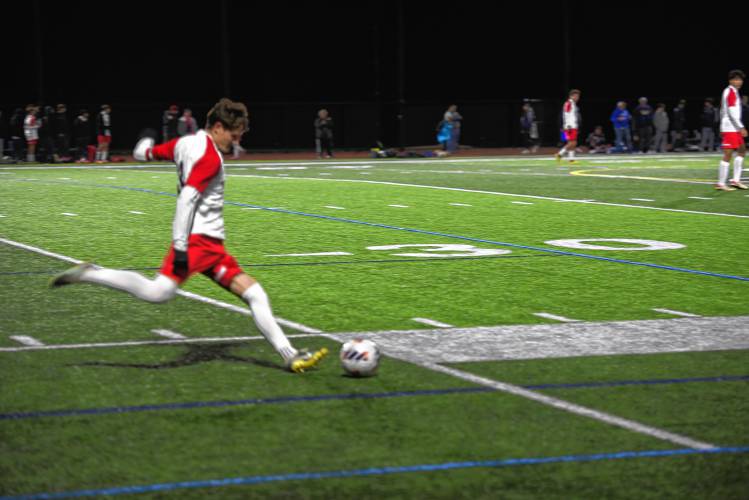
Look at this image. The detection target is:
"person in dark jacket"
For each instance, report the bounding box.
[0,111,7,159]
[520,101,539,153]
[314,109,334,159]
[699,99,718,151]
[671,100,688,151]
[9,108,25,161]
[74,109,92,162]
[54,103,71,161]
[634,97,654,153]
[162,104,179,142]
[39,106,57,163]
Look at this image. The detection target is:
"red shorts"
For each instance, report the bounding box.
[26,140,38,145]
[721,132,745,150]
[564,129,578,142]
[160,234,244,288]
[97,135,112,145]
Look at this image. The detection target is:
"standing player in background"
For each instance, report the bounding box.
[51,98,328,373]
[23,104,40,163]
[716,70,747,191]
[96,104,112,163]
[556,89,581,164]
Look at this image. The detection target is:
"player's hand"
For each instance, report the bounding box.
[741,128,748,138]
[173,249,189,275]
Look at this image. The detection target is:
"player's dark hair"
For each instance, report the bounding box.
[728,69,745,81]
[569,89,581,97]
[206,98,249,131]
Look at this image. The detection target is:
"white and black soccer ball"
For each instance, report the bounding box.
[340,339,380,377]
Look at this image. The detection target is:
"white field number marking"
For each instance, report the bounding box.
[367,244,511,258]
[545,239,685,251]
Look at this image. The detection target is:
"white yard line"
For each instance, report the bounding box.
[388,204,409,208]
[0,334,322,353]
[449,203,472,207]
[411,318,454,328]
[511,201,534,205]
[61,213,78,217]
[652,308,701,318]
[630,198,655,202]
[324,206,346,210]
[224,174,749,219]
[688,197,713,200]
[419,362,716,450]
[0,237,322,334]
[532,312,581,323]
[151,329,186,340]
[9,336,45,347]
[128,211,145,215]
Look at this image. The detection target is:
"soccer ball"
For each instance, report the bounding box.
[340,339,380,377]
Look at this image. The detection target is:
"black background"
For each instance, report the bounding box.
[1,1,742,148]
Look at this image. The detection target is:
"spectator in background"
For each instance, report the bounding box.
[699,98,718,152]
[0,111,7,158]
[436,115,453,152]
[162,104,179,142]
[54,104,71,161]
[586,125,609,154]
[74,109,91,162]
[610,101,633,152]
[671,99,688,151]
[314,109,334,159]
[9,108,25,161]
[634,97,654,153]
[39,106,57,163]
[653,103,670,153]
[177,108,198,136]
[444,104,463,153]
[96,104,112,163]
[520,101,539,154]
[23,104,40,162]
[741,95,748,127]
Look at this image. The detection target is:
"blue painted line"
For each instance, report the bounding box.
[29,179,749,282]
[2,375,746,421]
[3,446,748,499]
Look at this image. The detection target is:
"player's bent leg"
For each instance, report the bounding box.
[51,263,178,303]
[730,146,747,189]
[230,273,327,372]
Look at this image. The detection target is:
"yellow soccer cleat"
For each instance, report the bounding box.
[288,347,329,373]
[729,180,748,190]
[715,184,736,192]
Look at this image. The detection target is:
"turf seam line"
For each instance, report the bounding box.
[3,447,747,499]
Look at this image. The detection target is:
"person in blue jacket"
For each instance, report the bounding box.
[436,116,454,152]
[610,101,633,152]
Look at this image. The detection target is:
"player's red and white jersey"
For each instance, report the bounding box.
[720,85,744,133]
[150,130,226,240]
[562,99,578,129]
[23,114,39,141]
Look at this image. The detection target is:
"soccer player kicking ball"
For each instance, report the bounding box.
[716,70,747,191]
[51,98,328,373]
[556,89,581,165]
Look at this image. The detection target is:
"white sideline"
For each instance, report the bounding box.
[411,318,454,328]
[223,174,749,219]
[9,336,45,347]
[0,334,323,353]
[151,329,186,340]
[0,237,322,335]
[652,308,701,318]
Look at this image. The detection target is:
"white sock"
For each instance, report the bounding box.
[733,156,744,183]
[79,268,177,303]
[568,150,576,160]
[95,151,101,161]
[103,151,108,161]
[558,148,567,157]
[718,161,730,185]
[242,283,297,362]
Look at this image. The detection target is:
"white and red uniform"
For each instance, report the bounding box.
[146,130,242,287]
[562,99,578,142]
[720,85,745,150]
[24,114,39,144]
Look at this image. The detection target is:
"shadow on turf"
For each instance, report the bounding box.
[70,343,285,371]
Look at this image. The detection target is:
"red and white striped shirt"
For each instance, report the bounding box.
[149,130,226,243]
[562,99,578,130]
[720,85,744,133]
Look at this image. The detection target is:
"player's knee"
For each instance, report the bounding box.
[143,275,178,303]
